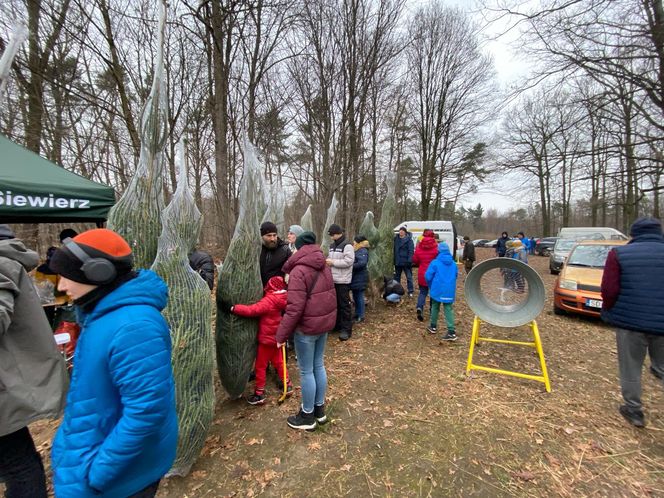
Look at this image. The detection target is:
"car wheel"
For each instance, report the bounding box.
[553,304,565,316]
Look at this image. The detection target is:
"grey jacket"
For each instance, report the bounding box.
[328,236,355,284]
[0,239,67,437]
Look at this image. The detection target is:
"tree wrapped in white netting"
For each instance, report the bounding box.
[300,204,314,233]
[151,140,214,477]
[319,193,339,255]
[0,23,28,96]
[261,183,286,237]
[107,2,168,269]
[360,211,381,281]
[373,172,397,279]
[215,139,264,398]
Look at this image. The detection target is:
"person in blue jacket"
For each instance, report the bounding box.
[50,229,177,498]
[425,242,458,341]
[350,235,369,322]
[393,226,414,296]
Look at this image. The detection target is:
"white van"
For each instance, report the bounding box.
[393,220,459,259]
[557,227,627,241]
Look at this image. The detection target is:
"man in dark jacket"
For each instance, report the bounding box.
[495,231,509,257]
[601,217,664,428]
[189,248,215,290]
[0,225,67,498]
[462,235,476,274]
[393,226,414,296]
[260,221,292,286]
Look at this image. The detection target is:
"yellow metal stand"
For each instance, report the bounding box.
[466,316,551,392]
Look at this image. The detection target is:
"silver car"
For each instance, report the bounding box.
[549,238,577,274]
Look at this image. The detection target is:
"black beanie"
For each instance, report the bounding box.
[295,231,316,250]
[328,223,343,235]
[260,221,278,236]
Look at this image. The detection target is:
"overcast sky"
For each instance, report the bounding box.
[412,0,533,213]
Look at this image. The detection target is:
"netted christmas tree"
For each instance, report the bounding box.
[107,2,168,269]
[151,140,213,477]
[372,172,397,280]
[261,182,286,237]
[215,139,264,398]
[319,193,339,255]
[300,204,314,233]
[360,211,381,281]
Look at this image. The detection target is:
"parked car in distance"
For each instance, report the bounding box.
[472,239,490,247]
[553,239,628,317]
[536,237,559,256]
[558,226,627,241]
[486,239,498,248]
[549,238,577,274]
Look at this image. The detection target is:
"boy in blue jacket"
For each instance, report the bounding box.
[50,229,177,498]
[425,242,458,341]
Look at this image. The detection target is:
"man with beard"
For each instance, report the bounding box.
[260,221,292,286]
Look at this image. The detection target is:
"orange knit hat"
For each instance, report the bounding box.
[51,228,133,284]
[73,229,132,257]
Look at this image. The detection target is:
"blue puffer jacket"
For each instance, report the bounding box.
[350,242,369,291]
[425,243,458,303]
[51,271,178,498]
[393,233,414,266]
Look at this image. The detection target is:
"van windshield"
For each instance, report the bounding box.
[554,239,576,251]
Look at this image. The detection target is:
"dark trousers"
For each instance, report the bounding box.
[394,265,414,294]
[334,283,353,335]
[0,427,47,498]
[616,328,664,410]
[128,480,161,498]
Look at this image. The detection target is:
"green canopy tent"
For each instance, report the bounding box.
[0,134,116,224]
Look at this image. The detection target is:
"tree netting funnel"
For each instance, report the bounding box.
[464,258,545,328]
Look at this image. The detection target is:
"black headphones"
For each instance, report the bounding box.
[63,237,117,285]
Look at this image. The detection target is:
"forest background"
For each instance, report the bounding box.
[1,0,663,253]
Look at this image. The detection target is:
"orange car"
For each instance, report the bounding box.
[553,239,628,317]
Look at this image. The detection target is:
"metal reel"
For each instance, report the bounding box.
[464,258,545,328]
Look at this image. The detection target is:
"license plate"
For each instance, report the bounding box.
[586,299,603,309]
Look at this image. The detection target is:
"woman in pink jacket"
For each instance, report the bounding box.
[276,232,336,431]
[412,229,439,322]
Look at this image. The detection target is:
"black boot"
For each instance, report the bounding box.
[314,404,328,425]
[287,408,317,431]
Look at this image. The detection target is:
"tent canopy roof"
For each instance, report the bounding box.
[0,134,115,223]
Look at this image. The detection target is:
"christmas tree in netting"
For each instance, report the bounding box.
[215,139,264,398]
[151,140,214,477]
[108,2,168,269]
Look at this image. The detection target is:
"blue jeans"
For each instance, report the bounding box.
[416,286,429,310]
[294,332,328,413]
[394,265,414,293]
[352,289,365,320]
[385,293,401,303]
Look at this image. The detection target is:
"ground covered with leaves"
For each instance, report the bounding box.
[28,248,664,497]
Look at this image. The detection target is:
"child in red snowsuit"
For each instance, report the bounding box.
[231,276,292,405]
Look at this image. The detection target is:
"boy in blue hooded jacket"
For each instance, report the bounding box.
[425,242,458,341]
[50,229,177,498]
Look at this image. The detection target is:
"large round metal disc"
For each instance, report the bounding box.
[464,258,545,327]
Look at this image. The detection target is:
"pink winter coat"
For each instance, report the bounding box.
[275,244,337,343]
[412,234,439,287]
